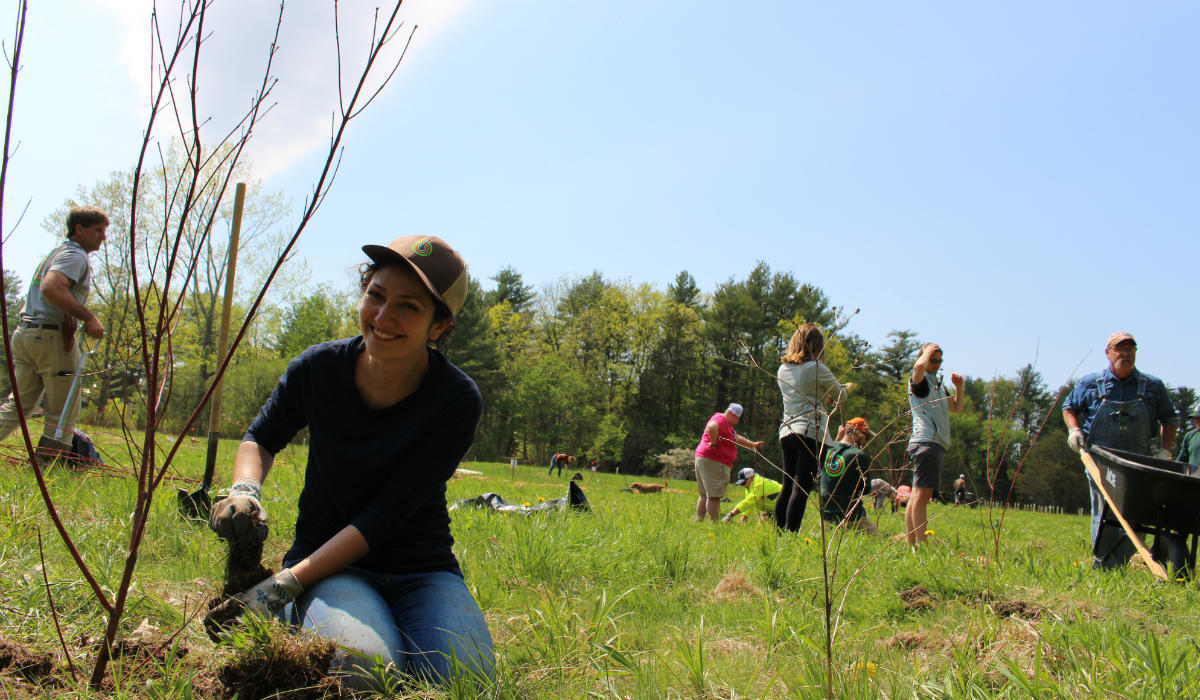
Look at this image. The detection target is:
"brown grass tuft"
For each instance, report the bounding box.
[709,570,762,602]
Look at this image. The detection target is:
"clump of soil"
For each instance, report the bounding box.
[991,600,1046,620]
[204,514,274,641]
[0,637,55,682]
[222,518,274,593]
[218,631,344,699]
[899,585,935,611]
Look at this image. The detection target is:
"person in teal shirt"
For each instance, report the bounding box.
[722,468,782,522]
[820,418,878,534]
[1177,402,1200,475]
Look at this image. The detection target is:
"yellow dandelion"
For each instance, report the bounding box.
[708,532,715,538]
[805,537,814,545]
[522,502,531,507]
[924,529,935,536]
[536,496,545,503]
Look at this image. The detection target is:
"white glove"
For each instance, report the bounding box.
[1067,428,1086,453]
[235,568,304,617]
[209,477,269,542]
[1154,447,1173,461]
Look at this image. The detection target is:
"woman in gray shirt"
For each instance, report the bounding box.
[775,323,846,531]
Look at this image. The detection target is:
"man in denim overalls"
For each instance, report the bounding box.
[1063,332,1179,570]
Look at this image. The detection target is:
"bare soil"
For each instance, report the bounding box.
[0,637,55,682]
[899,585,935,611]
[991,599,1047,620]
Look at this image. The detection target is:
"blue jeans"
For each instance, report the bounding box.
[284,568,494,688]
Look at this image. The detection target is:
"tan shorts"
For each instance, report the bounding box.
[694,456,730,498]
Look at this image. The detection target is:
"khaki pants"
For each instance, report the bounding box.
[0,327,81,442]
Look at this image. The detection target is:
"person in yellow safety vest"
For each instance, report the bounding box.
[722,468,782,522]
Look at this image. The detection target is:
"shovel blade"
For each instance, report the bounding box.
[177,486,212,520]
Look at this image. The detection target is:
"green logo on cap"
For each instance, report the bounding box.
[411,238,434,256]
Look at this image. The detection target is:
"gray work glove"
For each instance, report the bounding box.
[235,568,304,618]
[1067,428,1087,453]
[208,477,268,543]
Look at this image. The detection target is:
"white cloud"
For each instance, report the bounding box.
[98,0,475,180]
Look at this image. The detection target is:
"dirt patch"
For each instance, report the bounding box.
[899,585,935,611]
[991,600,1046,620]
[709,570,762,602]
[218,630,343,699]
[0,637,55,682]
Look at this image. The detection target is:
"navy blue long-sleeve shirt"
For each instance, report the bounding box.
[245,337,482,576]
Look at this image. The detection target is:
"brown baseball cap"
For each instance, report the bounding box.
[1106,331,1136,349]
[362,236,468,318]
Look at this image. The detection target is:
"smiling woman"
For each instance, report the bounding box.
[205,235,493,689]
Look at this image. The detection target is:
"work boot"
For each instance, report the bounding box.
[35,435,72,469]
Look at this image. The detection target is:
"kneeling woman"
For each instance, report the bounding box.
[210,236,493,685]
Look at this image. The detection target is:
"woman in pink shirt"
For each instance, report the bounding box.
[694,403,764,521]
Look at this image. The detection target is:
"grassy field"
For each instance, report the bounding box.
[1,430,1199,698]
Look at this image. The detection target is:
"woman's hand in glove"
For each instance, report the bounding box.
[235,568,304,618]
[209,477,269,542]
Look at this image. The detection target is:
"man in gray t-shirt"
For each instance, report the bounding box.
[0,206,107,452]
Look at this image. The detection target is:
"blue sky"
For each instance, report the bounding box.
[3,1,1197,393]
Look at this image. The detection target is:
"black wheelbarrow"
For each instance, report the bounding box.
[1085,445,1200,577]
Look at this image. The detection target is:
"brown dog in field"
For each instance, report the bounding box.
[627,482,667,494]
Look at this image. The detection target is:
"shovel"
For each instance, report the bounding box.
[35,337,94,463]
[178,182,245,520]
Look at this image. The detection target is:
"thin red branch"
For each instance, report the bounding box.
[38,529,79,682]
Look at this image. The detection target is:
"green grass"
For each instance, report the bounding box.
[2,431,1200,697]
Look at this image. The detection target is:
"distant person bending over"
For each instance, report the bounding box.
[1062,331,1179,571]
[870,478,897,511]
[722,468,782,522]
[819,418,878,534]
[775,323,846,532]
[693,403,764,522]
[953,474,967,505]
[905,343,964,546]
[548,452,573,477]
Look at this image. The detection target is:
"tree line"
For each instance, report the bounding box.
[18,166,1196,511]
